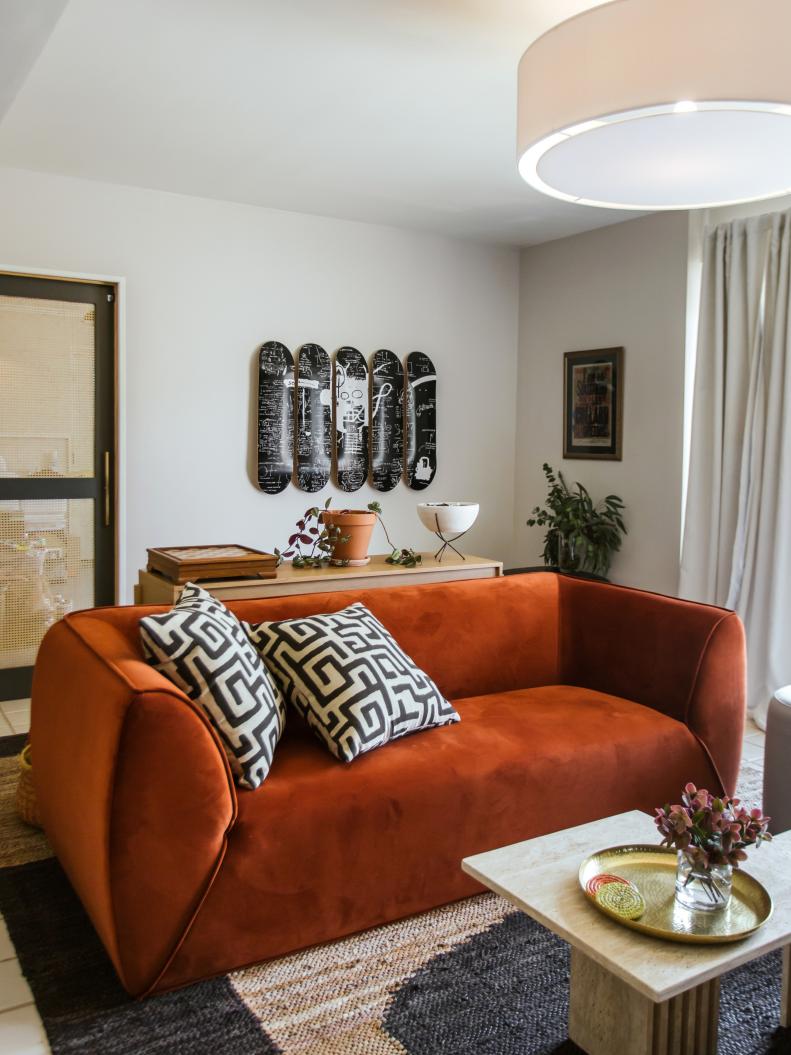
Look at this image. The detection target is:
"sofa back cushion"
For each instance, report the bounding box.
[233,573,561,702]
[66,573,561,704]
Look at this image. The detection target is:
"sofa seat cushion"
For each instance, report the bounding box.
[157,683,720,990]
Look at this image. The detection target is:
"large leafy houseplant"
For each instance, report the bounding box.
[526,463,626,577]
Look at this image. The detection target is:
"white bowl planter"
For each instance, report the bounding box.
[417,503,479,561]
[417,502,479,535]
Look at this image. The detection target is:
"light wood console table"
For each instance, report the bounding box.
[134,552,502,605]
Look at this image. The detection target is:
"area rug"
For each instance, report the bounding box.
[0,734,787,1055]
[738,757,766,811]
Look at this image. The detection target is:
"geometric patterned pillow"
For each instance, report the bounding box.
[140,583,286,790]
[245,602,459,763]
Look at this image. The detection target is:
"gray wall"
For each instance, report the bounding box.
[514,212,689,593]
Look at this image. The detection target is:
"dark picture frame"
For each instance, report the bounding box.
[563,347,624,461]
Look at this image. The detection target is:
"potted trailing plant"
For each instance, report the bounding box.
[321,507,377,565]
[655,783,771,912]
[275,499,349,569]
[526,463,626,577]
[366,502,421,567]
[275,499,422,569]
[323,502,423,567]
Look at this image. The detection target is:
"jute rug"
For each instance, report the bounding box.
[0,735,787,1055]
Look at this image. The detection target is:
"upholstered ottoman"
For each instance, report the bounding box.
[764,685,791,835]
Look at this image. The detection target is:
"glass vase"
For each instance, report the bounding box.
[675,849,732,912]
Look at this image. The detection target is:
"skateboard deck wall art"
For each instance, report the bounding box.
[296,343,332,493]
[370,349,403,492]
[256,340,295,494]
[334,346,369,492]
[405,350,437,490]
[258,342,435,495]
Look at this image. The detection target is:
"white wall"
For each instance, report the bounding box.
[514,212,689,594]
[0,167,519,600]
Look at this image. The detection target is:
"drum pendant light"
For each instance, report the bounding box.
[517,0,791,210]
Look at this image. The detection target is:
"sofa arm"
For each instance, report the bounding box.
[558,577,746,794]
[31,614,237,996]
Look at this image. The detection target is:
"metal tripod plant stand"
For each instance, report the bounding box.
[428,512,469,562]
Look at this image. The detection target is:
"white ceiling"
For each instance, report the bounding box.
[0,0,644,246]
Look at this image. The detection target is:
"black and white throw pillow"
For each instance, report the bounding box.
[245,602,459,763]
[140,582,285,789]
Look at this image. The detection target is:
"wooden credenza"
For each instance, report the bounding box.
[134,552,503,605]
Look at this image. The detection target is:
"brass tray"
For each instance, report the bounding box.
[579,844,773,944]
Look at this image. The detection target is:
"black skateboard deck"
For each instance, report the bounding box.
[296,343,332,492]
[405,351,437,490]
[257,340,295,494]
[370,349,403,492]
[335,346,368,492]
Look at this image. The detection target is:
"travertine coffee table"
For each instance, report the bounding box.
[462,811,791,1055]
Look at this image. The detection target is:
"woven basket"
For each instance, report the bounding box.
[16,744,42,829]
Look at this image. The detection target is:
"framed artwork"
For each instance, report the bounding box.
[563,347,624,460]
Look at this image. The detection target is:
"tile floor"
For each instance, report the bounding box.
[0,699,47,1054]
[742,714,768,762]
[0,702,769,1054]
[0,699,31,737]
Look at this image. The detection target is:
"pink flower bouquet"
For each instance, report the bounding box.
[655,783,772,869]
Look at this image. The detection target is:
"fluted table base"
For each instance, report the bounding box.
[569,948,719,1055]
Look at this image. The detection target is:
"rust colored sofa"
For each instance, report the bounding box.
[31,573,745,997]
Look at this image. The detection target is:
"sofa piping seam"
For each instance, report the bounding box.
[137,822,233,998]
[61,615,152,692]
[689,729,729,796]
[682,613,731,726]
[683,613,737,794]
[556,573,736,616]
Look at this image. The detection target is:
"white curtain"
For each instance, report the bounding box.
[680,210,791,728]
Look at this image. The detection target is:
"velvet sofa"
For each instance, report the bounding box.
[31,573,746,997]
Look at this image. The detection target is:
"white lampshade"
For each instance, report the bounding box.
[517,0,791,210]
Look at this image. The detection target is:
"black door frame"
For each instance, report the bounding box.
[0,272,117,700]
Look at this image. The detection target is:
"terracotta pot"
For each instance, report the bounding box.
[321,510,377,566]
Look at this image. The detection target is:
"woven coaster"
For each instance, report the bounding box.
[595,881,646,920]
[585,873,633,898]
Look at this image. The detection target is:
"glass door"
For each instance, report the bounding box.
[0,274,116,700]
